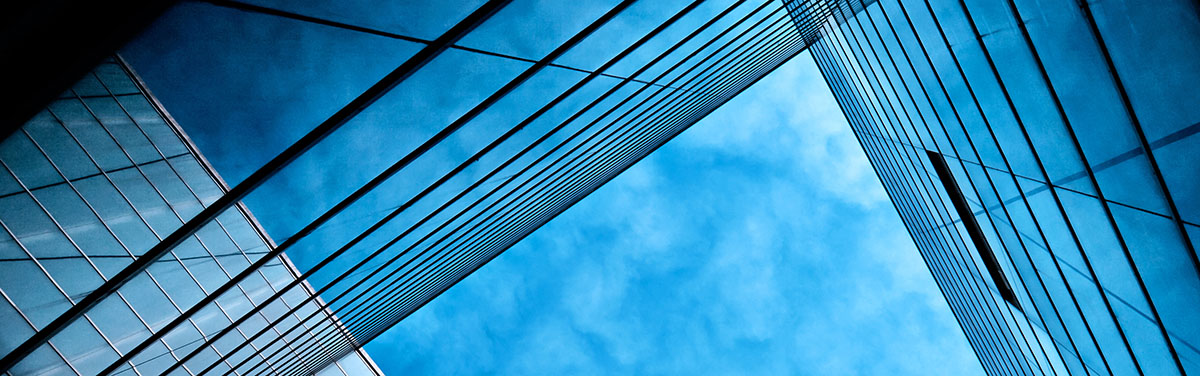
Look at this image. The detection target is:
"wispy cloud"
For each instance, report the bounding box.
[366,52,982,375]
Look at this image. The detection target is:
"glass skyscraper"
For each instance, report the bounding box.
[802,0,1200,374]
[2,0,1198,375]
[1,1,842,374]
[0,57,382,375]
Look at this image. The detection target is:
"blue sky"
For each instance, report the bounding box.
[122,1,984,373]
[359,53,982,374]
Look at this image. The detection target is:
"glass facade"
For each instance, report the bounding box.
[5,0,1196,374]
[0,57,382,375]
[2,1,858,374]
[802,0,1200,374]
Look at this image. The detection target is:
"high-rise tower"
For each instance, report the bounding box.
[0,57,382,375]
[801,0,1200,374]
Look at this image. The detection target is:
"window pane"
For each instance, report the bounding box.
[0,132,62,189]
[0,259,71,328]
[23,112,98,181]
[0,193,78,259]
[53,319,120,375]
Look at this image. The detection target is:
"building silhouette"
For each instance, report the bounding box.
[1,0,1198,375]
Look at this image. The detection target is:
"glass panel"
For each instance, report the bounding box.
[73,175,159,255]
[71,72,110,97]
[0,297,36,355]
[83,96,161,165]
[1056,189,1152,314]
[169,155,222,206]
[335,354,376,376]
[0,193,78,259]
[1154,126,1200,224]
[88,297,151,354]
[22,112,98,182]
[234,0,487,40]
[51,101,133,172]
[458,0,626,59]
[195,223,249,274]
[1110,205,1200,371]
[1061,269,1139,375]
[1109,301,1179,375]
[1087,0,1200,142]
[0,259,70,328]
[53,319,120,375]
[121,272,179,331]
[147,259,206,308]
[116,95,189,157]
[40,258,104,302]
[10,343,72,376]
[0,132,63,190]
[141,160,202,220]
[93,63,140,96]
[108,167,180,236]
[127,341,176,376]
[0,226,24,261]
[33,184,126,258]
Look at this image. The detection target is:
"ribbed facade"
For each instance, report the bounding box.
[802,0,1200,374]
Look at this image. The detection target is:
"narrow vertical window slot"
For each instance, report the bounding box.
[926,150,1022,311]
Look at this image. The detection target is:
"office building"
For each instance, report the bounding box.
[802,0,1200,374]
[0,57,382,375]
[2,0,1198,375]
[0,1,845,374]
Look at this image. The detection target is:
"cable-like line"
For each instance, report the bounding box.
[226,5,806,372]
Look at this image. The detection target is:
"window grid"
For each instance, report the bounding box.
[0,57,374,375]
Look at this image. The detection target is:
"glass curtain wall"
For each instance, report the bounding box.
[0,57,382,376]
[802,0,1200,375]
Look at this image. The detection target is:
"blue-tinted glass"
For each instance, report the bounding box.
[0,259,71,328]
[108,168,180,236]
[93,63,139,96]
[10,343,71,376]
[1092,154,1170,217]
[53,319,120,375]
[51,102,133,172]
[1056,189,1152,314]
[87,297,151,354]
[1109,205,1200,370]
[459,0,625,59]
[41,257,103,301]
[1061,269,1139,375]
[22,112,98,182]
[241,47,529,243]
[0,133,63,190]
[127,341,175,375]
[141,160,202,220]
[0,193,78,259]
[120,272,180,330]
[1109,301,1179,375]
[72,175,159,255]
[169,155,223,206]
[121,2,426,185]
[0,297,35,355]
[0,225,25,261]
[33,184,126,259]
[115,95,189,157]
[146,259,206,308]
[1155,130,1200,224]
[1086,0,1200,142]
[84,96,161,165]
[71,72,110,98]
